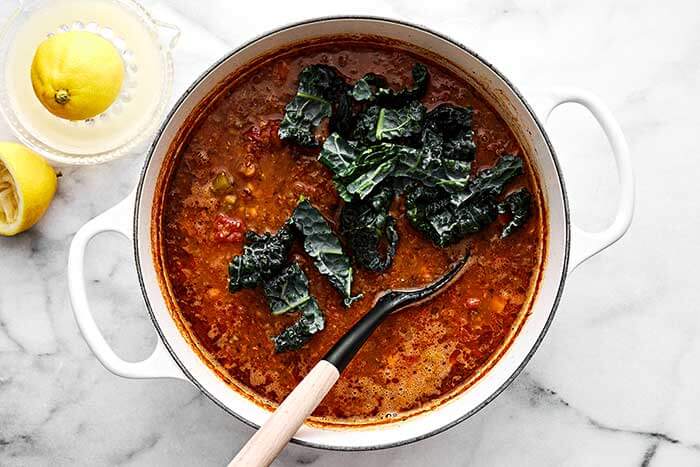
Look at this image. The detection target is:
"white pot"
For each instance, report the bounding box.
[68,16,634,451]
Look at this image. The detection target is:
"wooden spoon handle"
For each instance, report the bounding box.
[228,360,340,467]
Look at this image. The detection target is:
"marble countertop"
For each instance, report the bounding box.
[1,0,698,465]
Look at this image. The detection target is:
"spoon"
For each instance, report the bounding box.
[229,253,470,467]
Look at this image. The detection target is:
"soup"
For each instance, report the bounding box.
[155,38,545,426]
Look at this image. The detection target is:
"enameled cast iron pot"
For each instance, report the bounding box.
[67,17,634,451]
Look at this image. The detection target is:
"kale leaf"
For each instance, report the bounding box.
[278,92,330,147]
[318,132,359,176]
[390,104,475,192]
[405,184,498,246]
[421,104,477,162]
[341,185,398,272]
[376,101,426,141]
[352,101,426,144]
[320,132,470,200]
[393,146,472,192]
[280,62,529,272]
[498,188,532,238]
[405,155,524,246]
[462,154,524,201]
[331,92,355,137]
[348,142,404,175]
[351,73,388,101]
[351,105,381,143]
[272,299,325,352]
[344,158,396,201]
[319,134,402,201]
[264,262,316,315]
[291,199,360,306]
[378,63,429,106]
[352,63,429,107]
[342,143,403,200]
[228,225,293,292]
[278,65,349,146]
[263,262,325,352]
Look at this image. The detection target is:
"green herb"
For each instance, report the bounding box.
[278,65,349,146]
[263,263,325,352]
[291,199,360,306]
[228,225,293,292]
[498,188,532,238]
[405,155,524,246]
[341,185,398,272]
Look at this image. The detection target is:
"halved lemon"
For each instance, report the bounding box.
[0,143,57,236]
[31,30,125,121]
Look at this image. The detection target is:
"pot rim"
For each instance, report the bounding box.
[133,14,571,452]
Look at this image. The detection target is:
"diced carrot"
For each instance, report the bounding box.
[488,295,508,314]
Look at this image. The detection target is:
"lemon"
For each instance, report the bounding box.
[0,143,57,236]
[31,31,125,121]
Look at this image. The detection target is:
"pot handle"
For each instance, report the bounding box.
[534,87,634,273]
[68,191,187,381]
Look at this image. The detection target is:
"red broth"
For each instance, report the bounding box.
[156,39,545,425]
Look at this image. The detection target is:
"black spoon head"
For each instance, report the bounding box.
[377,252,471,315]
[323,252,471,372]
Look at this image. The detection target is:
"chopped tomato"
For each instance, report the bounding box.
[213,213,245,243]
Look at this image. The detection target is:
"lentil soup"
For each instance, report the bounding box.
[155,38,545,426]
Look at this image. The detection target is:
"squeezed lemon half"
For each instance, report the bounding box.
[0,143,57,236]
[31,30,125,121]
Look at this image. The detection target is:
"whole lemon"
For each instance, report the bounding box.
[31,31,125,121]
[0,142,57,236]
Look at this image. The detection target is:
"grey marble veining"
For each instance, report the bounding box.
[1,0,699,465]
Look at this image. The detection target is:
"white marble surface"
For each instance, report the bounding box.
[1,0,698,465]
